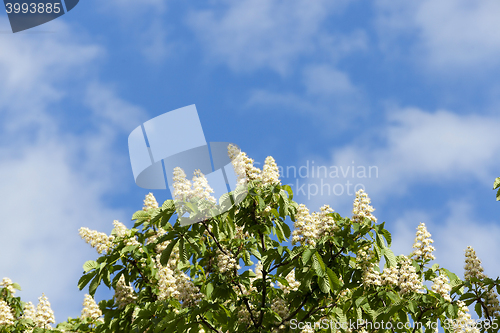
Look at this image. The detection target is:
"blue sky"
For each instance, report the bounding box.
[1,0,500,323]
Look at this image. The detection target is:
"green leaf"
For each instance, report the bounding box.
[302,248,316,265]
[318,275,330,294]
[275,221,286,243]
[474,301,482,317]
[312,252,326,277]
[326,268,340,291]
[384,248,397,267]
[78,272,95,291]
[381,229,392,247]
[132,210,150,221]
[160,238,179,266]
[83,260,99,273]
[11,283,21,291]
[89,274,101,297]
[443,268,461,285]
[206,283,214,298]
[179,238,188,264]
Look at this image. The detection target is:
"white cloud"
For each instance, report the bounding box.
[187,0,359,74]
[296,107,500,218]
[293,107,500,289]
[390,200,500,282]
[375,0,500,72]
[0,20,146,321]
[247,63,366,126]
[303,64,357,96]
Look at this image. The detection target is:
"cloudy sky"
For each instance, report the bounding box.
[1,0,499,323]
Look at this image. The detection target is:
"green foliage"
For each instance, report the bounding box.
[2,176,500,333]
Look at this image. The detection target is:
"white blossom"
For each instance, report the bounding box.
[357,247,381,286]
[271,297,289,321]
[291,204,318,247]
[398,256,423,295]
[411,223,435,261]
[381,266,399,287]
[172,167,194,201]
[464,246,487,282]
[292,204,338,247]
[112,220,141,248]
[262,156,281,186]
[143,192,158,211]
[451,300,480,333]
[315,205,338,237]
[0,300,14,326]
[79,227,113,254]
[277,270,300,294]
[81,294,103,323]
[192,169,217,204]
[0,278,16,295]
[35,293,55,328]
[227,144,261,185]
[114,275,137,309]
[22,301,36,321]
[485,288,500,318]
[351,189,377,224]
[217,247,240,273]
[431,271,452,302]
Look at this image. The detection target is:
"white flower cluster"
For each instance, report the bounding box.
[0,300,14,326]
[238,303,256,325]
[485,288,500,318]
[292,204,317,246]
[464,246,487,281]
[172,167,217,205]
[451,300,480,333]
[193,169,217,204]
[146,229,180,261]
[351,189,377,224]
[271,297,289,321]
[357,247,382,286]
[292,204,338,247]
[0,278,15,295]
[411,223,435,261]
[154,255,202,306]
[234,225,250,240]
[173,167,193,201]
[81,294,103,323]
[262,156,281,186]
[112,220,141,248]
[35,293,55,328]
[79,227,113,254]
[463,246,500,317]
[398,256,423,295]
[228,144,261,186]
[431,272,452,302]
[143,192,159,211]
[381,266,399,286]
[22,301,35,321]
[175,272,203,307]
[301,326,315,333]
[114,275,137,309]
[277,270,300,294]
[217,247,241,273]
[155,254,179,300]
